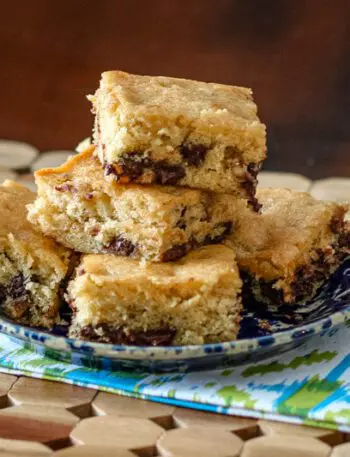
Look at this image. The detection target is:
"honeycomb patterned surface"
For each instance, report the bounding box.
[0,375,344,456]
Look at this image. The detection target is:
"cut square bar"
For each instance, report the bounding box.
[28,147,247,262]
[89,71,266,205]
[68,245,242,346]
[0,181,71,327]
[227,188,349,306]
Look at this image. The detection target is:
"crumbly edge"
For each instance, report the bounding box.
[247,225,349,306]
[68,322,178,346]
[67,271,242,345]
[68,296,242,345]
[0,247,67,328]
[28,182,239,262]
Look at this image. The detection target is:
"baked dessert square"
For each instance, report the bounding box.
[89,71,266,205]
[0,181,71,328]
[28,146,247,262]
[67,245,242,346]
[227,188,349,306]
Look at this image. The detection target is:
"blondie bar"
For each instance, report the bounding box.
[228,188,349,306]
[0,181,71,327]
[28,147,247,262]
[89,71,266,204]
[67,245,242,346]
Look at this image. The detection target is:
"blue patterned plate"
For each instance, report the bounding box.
[0,260,349,372]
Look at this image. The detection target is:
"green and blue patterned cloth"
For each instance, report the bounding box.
[0,324,348,431]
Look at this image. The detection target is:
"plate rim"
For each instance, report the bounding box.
[0,305,348,361]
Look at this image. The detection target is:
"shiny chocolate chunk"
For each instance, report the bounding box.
[79,324,176,346]
[7,274,27,299]
[107,236,136,256]
[180,143,208,166]
[154,162,186,185]
[162,243,189,262]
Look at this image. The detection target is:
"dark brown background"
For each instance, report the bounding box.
[1,0,350,178]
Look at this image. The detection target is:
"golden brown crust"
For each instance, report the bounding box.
[68,245,242,345]
[35,147,93,178]
[30,148,246,261]
[100,70,256,119]
[89,70,266,195]
[80,244,241,288]
[227,188,349,302]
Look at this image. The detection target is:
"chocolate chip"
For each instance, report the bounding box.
[258,279,285,306]
[241,162,262,212]
[104,155,185,186]
[128,327,177,346]
[180,143,208,166]
[247,162,260,180]
[118,152,147,180]
[162,243,189,262]
[59,301,72,320]
[154,163,186,185]
[107,236,135,256]
[121,161,144,179]
[54,184,76,193]
[180,207,187,217]
[58,253,81,304]
[79,324,176,346]
[84,193,94,200]
[176,221,187,230]
[176,207,187,230]
[0,285,5,303]
[104,164,116,176]
[205,221,233,244]
[167,221,234,260]
[106,152,150,181]
[249,196,262,213]
[7,274,27,299]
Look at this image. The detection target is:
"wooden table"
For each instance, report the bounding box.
[0,374,346,457]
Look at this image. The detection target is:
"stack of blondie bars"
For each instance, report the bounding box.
[0,71,348,346]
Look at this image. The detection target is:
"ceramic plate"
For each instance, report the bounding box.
[0,259,349,372]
